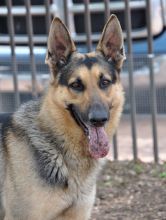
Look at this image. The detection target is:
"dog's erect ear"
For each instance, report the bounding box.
[45,17,76,68]
[96,14,126,70]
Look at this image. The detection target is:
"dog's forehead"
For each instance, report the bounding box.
[70,52,113,75]
[72,52,102,69]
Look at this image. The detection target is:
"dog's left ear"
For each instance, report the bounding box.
[45,17,76,69]
[96,14,126,70]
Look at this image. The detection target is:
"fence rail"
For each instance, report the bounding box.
[0,0,166,163]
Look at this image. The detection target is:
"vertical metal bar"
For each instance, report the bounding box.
[160,0,165,26]
[84,0,92,52]
[104,0,119,160]
[125,0,138,161]
[146,0,153,53]
[113,134,118,160]
[6,0,20,109]
[104,0,110,22]
[45,0,51,34]
[63,0,69,28]
[24,0,38,98]
[146,0,159,163]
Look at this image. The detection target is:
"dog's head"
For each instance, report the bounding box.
[45,15,125,159]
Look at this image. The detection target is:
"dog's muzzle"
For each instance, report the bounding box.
[66,104,111,159]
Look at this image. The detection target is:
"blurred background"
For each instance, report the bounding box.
[0,0,166,162]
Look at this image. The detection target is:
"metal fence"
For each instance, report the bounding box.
[0,0,166,163]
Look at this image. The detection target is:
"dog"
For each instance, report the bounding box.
[0,14,125,220]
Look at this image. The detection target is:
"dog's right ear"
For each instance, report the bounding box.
[45,17,76,70]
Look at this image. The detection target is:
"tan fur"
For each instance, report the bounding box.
[0,15,125,220]
[4,132,97,220]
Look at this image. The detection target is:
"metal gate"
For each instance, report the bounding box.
[0,0,166,163]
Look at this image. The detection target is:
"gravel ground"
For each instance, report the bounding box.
[91,161,166,220]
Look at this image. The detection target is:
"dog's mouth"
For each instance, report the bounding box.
[67,104,110,159]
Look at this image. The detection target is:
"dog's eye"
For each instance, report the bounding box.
[99,77,112,89]
[69,80,84,92]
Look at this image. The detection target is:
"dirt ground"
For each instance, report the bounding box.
[91,160,166,220]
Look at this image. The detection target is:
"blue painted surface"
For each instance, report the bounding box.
[132,30,166,54]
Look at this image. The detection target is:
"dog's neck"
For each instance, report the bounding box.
[39,88,89,157]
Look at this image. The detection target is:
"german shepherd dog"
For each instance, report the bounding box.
[0,14,125,220]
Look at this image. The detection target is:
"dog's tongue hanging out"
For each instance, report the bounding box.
[88,126,110,159]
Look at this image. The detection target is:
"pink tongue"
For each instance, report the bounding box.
[88,126,110,159]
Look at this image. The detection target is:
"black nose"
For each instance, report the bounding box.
[88,107,108,127]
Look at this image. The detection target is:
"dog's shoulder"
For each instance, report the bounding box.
[13,99,41,127]
[0,113,13,142]
[0,99,41,158]
[12,99,69,187]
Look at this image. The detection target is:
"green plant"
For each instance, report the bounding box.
[133,163,144,175]
[159,172,166,179]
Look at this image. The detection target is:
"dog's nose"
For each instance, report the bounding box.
[88,110,108,127]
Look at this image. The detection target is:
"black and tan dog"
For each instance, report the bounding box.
[0,14,125,220]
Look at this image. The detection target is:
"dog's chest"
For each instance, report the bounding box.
[25,164,97,220]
